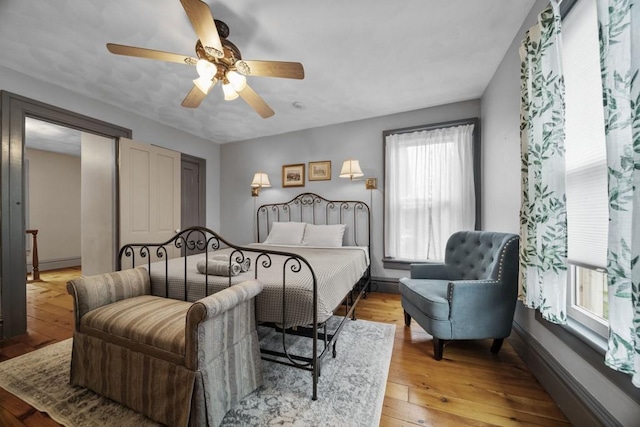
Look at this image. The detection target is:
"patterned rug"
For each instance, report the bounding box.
[0,319,395,426]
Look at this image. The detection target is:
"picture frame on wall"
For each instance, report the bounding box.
[308,160,331,181]
[282,163,305,187]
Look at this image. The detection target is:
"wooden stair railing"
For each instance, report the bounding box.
[26,229,40,282]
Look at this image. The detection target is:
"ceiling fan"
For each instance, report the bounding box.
[106,0,304,118]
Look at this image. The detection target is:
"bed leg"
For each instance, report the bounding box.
[312,366,318,401]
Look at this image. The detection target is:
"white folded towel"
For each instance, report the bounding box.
[196,258,241,276]
[211,254,251,272]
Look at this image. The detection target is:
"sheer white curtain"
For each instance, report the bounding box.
[596,0,640,386]
[385,124,475,261]
[519,1,568,324]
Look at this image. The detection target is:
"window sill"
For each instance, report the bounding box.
[382,258,412,270]
[534,310,640,403]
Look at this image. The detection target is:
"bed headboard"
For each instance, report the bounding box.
[256,192,371,247]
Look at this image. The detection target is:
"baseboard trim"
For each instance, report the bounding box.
[371,277,399,293]
[28,257,81,272]
[511,322,621,427]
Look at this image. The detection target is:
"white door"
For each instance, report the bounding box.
[119,138,181,266]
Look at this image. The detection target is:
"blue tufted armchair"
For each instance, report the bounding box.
[399,231,520,360]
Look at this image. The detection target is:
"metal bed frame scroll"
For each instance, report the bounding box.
[116,192,371,400]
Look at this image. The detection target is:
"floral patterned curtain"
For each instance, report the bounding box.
[596,0,640,386]
[519,1,568,324]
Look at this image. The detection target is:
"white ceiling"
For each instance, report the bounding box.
[0,0,535,144]
[24,118,81,157]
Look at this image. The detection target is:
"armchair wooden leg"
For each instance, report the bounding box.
[491,338,504,354]
[433,338,444,360]
[403,311,411,327]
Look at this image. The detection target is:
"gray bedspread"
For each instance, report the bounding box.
[147,244,369,327]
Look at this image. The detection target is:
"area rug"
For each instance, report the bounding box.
[0,319,395,426]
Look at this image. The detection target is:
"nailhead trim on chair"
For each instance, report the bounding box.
[497,236,519,282]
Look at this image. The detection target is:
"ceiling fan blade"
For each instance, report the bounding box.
[239,60,305,79]
[237,84,275,118]
[107,43,197,65]
[180,0,224,58]
[181,85,208,108]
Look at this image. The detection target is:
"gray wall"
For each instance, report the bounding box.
[0,64,222,229]
[480,0,640,424]
[220,100,480,279]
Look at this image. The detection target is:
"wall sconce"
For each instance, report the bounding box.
[365,178,378,190]
[339,159,364,181]
[251,172,271,196]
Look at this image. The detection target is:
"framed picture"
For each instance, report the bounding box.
[282,163,305,187]
[308,161,331,181]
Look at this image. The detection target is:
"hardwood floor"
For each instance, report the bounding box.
[0,268,570,426]
[0,267,78,426]
[358,294,570,426]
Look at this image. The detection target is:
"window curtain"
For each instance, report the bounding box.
[596,0,640,386]
[519,1,568,324]
[385,124,475,261]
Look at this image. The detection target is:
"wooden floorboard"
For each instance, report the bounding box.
[0,268,570,426]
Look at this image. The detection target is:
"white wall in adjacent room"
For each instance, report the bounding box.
[25,148,81,268]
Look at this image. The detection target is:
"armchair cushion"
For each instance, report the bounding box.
[398,279,450,320]
[80,295,191,364]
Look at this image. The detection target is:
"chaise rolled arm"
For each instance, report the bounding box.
[66,267,150,329]
[185,280,264,370]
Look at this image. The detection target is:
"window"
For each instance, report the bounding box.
[563,0,609,338]
[383,119,480,265]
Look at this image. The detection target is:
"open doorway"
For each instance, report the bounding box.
[25,118,82,277]
[0,91,132,340]
[24,118,118,277]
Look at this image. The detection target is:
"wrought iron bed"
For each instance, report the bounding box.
[117,193,371,400]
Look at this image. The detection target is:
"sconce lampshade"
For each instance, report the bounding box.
[251,172,271,188]
[339,159,364,180]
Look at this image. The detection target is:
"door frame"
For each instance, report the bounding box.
[0,91,132,339]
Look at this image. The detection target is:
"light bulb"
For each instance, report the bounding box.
[227,70,247,92]
[222,82,239,101]
[196,59,217,79]
[193,76,216,94]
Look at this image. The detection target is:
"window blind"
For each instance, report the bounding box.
[563,0,608,270]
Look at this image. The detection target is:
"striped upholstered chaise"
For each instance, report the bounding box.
[67,267,263,427]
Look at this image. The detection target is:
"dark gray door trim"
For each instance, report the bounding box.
[181,153,206,229]
[0,91,132,339]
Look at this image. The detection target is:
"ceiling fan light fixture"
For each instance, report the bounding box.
[196,59,217,79]
[222,81,239,101]
[227,70,247,92]
[193,76,216,94]
[235,60,251,76]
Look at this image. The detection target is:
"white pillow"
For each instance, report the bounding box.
[302,224,346,247]
[264,222,306,245]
